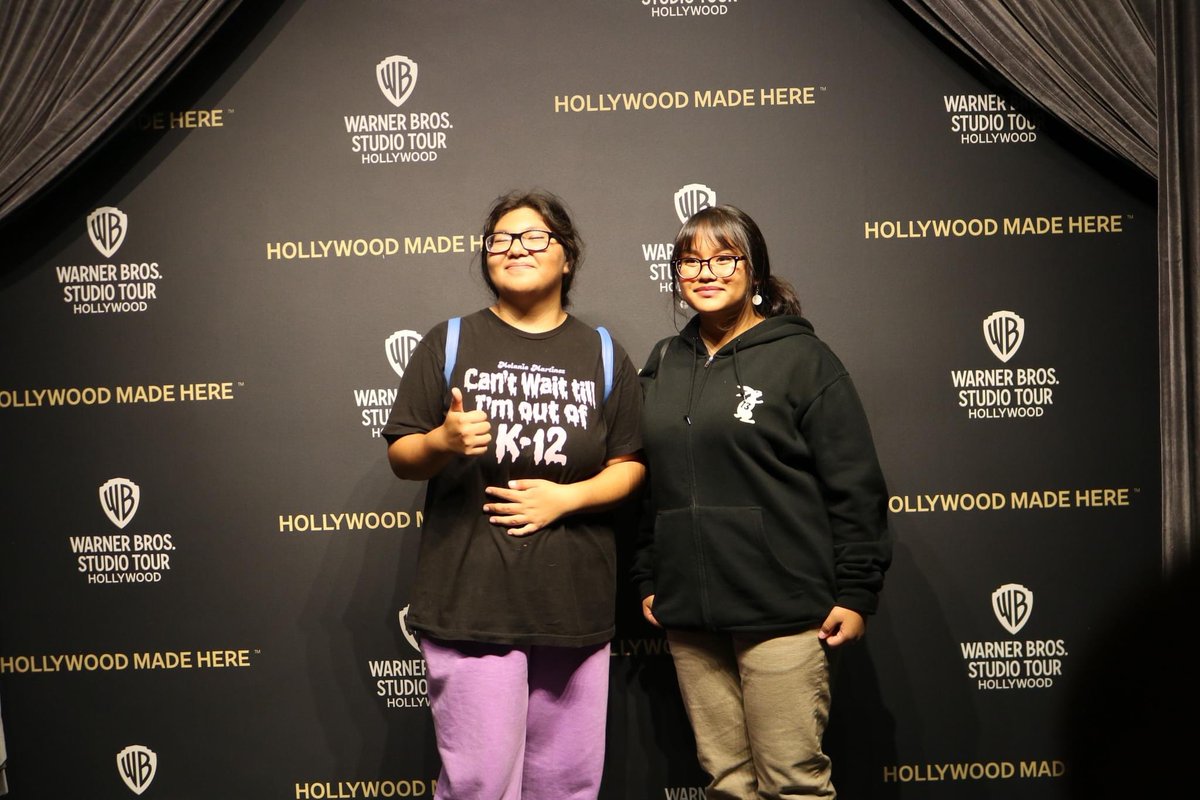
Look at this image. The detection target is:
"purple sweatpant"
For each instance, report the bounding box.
[420,636,610,800]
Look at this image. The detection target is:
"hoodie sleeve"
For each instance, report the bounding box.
[629,336,674,600]
[629,480,658,601]
[800,372,893,615]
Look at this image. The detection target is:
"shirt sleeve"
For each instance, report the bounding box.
[382,321,449,444]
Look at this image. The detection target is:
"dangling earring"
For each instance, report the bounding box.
[752,291,763,307]
[679,299,688,309]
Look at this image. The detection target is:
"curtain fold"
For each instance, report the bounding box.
[896,0,1199,574]
[0,0,243,226]
[894,0,1157,174]
[1157,0,1200,573]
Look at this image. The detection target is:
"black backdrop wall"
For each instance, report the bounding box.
[0,2,1159,799]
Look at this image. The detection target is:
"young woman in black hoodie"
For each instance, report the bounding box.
[634,205,891,799]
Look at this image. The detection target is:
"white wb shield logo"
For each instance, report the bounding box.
[398,605,421,653]
[992,583,1033,635]
[100,478,140,529]
[117,745,157,795]
[87,206,128,258]
[386,330,423,378]
[377,55,418,107]
[984,310,1024,363]
[674,183,716,224]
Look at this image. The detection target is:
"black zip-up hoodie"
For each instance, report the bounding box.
[633,314,891,633]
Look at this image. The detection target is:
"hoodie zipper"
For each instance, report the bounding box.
[686,346,717,627]
[685,354,716,425]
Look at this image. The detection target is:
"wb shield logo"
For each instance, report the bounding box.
[117,745,157,795]
[87,206,128,258]
[100,478,140,529]
[377,56,418,107]
[386,330,423,378]
[984,310,1024,363]
[992,583,1033,635]
[398,605,421,653]
[674,183,716,224]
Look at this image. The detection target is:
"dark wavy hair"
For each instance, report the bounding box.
[672,204,801,317]
[479,190,583,308]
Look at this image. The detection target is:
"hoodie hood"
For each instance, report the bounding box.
[669,314,818,424]
[677,313,816,359]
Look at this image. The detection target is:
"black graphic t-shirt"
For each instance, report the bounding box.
[383,309,642,647]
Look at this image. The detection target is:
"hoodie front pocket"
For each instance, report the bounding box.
[649,507,705,628]
[694,506,806,628]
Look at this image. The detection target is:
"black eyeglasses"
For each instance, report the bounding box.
[673,255,745,279]
[484,229,558,254]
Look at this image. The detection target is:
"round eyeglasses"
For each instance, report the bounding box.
[673,255,746,279]
[484,229,557,254]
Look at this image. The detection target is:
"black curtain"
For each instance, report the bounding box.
[894,0,1200,575]
[894,0,1157,173]
[1156,0,1200,574]
[0,0,243,226]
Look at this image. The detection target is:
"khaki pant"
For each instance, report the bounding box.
[667,628,834,799]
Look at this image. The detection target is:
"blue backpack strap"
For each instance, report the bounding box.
[597,325,613,402]
[443,317,461,386]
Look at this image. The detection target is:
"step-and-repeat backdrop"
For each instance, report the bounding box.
[0,1,1158,798]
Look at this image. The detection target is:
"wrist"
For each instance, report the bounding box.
[427,425,452,455]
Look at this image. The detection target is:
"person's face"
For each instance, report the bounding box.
[485,207,569,304]
[677,233,752,317]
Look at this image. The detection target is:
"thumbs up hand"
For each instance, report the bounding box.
[438,387,491,457]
